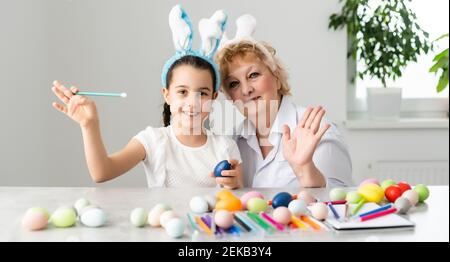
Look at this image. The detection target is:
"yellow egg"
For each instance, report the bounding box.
[358,183,384,203]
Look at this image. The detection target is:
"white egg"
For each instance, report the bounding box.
[74,198,90,215]
[288,199,308,216]
[203,195,217,211]
[160,210,178,228]
[130,208,147,227]
[165,218,185,238]
[402,190,419,206]
[80,207,107,227]
[310,202,328,220]
[189,196,209,214]
[148,203,171,227]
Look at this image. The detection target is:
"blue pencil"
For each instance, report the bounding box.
[328,203,340,220]
[358,204,393,218]
[75,91,127,98]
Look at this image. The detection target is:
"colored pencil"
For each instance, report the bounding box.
[360,207,397,222]
[259,212,285,231]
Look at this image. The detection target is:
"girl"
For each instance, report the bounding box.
[215,15,352,188]
[51,6,243,189]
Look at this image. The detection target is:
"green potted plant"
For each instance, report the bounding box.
[429,33,448,93]
[329,0,432,119]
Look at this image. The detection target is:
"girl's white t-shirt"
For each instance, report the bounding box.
[134,126,242,188]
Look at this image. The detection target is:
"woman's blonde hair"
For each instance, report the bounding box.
[215,40,291,96]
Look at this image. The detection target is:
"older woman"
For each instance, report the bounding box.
[214,16,352,188]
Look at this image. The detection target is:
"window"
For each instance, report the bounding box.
[349,0,449,115]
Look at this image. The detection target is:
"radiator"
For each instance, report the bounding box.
[369,160,449,185]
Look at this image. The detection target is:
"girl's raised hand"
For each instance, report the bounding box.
[51,80,99,128]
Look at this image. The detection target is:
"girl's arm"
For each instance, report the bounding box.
[52,81,145,183]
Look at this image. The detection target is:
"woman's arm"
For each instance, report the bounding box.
[282,106,331,188]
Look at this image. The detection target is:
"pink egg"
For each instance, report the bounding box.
[240,191,264,209]
[297,191,316,205]
[272,207,292,225]
[310,202,328,221]
[22,209,48,231]
[359,178,380,187]
[214,210,234,229]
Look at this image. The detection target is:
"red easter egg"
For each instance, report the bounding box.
[397,182,411,194]
[385,185,403,202]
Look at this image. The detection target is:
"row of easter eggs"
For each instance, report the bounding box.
[129,204,185,239]
[22,198,107,231]
[328,179,429,205]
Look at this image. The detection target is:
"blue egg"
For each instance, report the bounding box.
[214,160,231,177]
[272,192,293,208]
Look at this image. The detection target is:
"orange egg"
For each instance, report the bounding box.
[215,197,242,212]
[216,190,235,200]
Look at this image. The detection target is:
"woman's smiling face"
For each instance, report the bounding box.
[223,54,281,118]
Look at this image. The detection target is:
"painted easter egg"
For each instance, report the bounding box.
[413,184,430,202]
[130,208,147,227]
[165,218,185,238]
[80,206,107,227]
[272,207,292,225]
[52,207,77,228]
[22,207,49,231]
[148,204,171,227]
[297,191,316,205]
[240,191,264,209]
[288,199,308,216]
[359,178,380,187]
[214,160,231,177]
[310,202,328,220]
[272,192,292,208]
[385,185,403,203]
[380,179,396,190]
[74,198,90,215]
[246,197,268,213]
[397,182,412,194]
[402,190,419,206]
[394,197,412,214]
[358,183,384,203]
[160,210,178,228]
[189,196,209,214]
[329,188,347,201]
[214,210,234,229]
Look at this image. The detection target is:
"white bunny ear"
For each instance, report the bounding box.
[234,14,257,40]
[168,5,193,52]
[198,10,227,57]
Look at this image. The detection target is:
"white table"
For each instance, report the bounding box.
[1,186,448,242]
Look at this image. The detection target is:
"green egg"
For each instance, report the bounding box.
[329,188,347,201]
[246,197,268,213]
[52,207,77,228]
[413,184,430,202]
[381,179,396,190]
[345,191,363,204]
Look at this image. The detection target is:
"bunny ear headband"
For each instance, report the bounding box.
[219,14,277,72]
[161,5,227,91]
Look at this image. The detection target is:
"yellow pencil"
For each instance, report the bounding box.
[291,216,307,229]
[194,216,213,236]
[300,215,322,230]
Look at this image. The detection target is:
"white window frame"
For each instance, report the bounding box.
[346,54,449,118]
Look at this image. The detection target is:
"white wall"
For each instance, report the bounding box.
[0,0,448,187]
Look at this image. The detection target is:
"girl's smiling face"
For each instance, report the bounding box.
[163,64,217,133]
[223,54,281,118]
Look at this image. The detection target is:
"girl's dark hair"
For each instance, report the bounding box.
[163,55,217,127]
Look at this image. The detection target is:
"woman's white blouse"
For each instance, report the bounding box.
[232,96,353,188]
